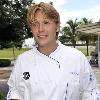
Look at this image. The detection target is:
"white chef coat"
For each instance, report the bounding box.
[7,41,100,100]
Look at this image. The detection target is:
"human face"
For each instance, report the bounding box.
[31,10,60,48]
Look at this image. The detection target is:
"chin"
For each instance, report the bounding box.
[36,38,46,44]
[37,41,48,47]
[39,44,48,47]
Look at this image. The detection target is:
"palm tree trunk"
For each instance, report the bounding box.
[12,46,16,60]
[86,41,89,56]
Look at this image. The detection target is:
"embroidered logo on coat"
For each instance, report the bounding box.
[23,72,30,80]
[70,72,79,75]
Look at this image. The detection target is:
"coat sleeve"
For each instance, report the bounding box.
[80,54,100,100]
[7,57,23,100]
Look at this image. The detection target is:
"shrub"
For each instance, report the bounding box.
[0,59,11,67]
[0,91,5,100]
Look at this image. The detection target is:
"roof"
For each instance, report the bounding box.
[77,22,100,34]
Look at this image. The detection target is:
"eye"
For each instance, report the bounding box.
[44,20,50,24]
[32,22,38,27]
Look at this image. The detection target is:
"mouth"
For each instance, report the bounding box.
[37,34,48,38]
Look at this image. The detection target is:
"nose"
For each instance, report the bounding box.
[38,23,45,32]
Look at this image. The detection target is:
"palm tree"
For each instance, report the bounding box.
[79,17,92,56]
[60,19,79,47]
[59,26,71,44]
[67,19,79,47]
[80,17,92,25]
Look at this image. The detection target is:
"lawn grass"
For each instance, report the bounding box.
[76,46,95,56]
[0,48,30,60]
[0,46,95,60]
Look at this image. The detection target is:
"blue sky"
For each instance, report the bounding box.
[61,0,100,10]
[34,0,100,26]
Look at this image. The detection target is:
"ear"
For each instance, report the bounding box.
[56,23,60,32]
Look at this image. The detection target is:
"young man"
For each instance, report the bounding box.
[7,2,100,100]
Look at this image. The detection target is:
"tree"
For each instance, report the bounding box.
[60,19,79,47]
[78,17,93,56]
[80,17,92,25]
[0,0,33,59]
[0,0,12,48]
[90,34,98,45]
[78,33,91,56]
[0,0,33,49]
[59,26,72,45]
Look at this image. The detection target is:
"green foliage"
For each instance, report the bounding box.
[0,59,11,67]
[60,17,97,56]
[78,17,94,56]
[0,91,5,100]
[79,17,92,25]
[59,34,70,44]
[0,0,33,49]
[60,19,79,47]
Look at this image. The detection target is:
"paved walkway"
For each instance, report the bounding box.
[92,67,100,88]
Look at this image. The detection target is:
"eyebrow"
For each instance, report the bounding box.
[33,18,51,22]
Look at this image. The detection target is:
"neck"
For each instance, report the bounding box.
[37,42,58,56]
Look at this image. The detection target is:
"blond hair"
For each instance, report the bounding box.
[27,2,60,26]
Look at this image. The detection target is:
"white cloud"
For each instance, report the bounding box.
[59,4,100,27]
[83,5,100,22]
[34,0,68,6]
